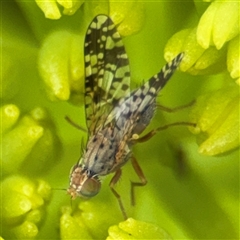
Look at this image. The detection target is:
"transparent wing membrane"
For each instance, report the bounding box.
[84,15,130,133]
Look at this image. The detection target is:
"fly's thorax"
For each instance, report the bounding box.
[68,164,101,199]
[111,140,132,172]
[82,128,120,175]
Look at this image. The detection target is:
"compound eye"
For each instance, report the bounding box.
[80,178,101,197]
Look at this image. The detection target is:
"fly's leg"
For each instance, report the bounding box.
[157,100,195,112]
[109,169,127,220]
[65,116,87,132]
[135,122,196,143]
[130,156,147,206]
[132,100,196,143]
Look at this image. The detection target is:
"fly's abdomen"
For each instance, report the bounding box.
[82,125,131,176]
[113,53,184,135]
[83,131,117,175]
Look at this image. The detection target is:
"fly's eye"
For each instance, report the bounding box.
[80,178,101,197]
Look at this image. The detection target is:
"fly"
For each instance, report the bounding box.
[67,15,194,219]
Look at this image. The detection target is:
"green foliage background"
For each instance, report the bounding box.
[1,1,239,239]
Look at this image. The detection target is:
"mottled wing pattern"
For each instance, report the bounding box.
[112,53,184,128]
[130,53,184,114]
[84,15,130,133]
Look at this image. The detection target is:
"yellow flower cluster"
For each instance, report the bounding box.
[164,0,239,155]
[165,0,239,82]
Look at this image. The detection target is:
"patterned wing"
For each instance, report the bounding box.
[84,15,130,133]
[110,53,184,131]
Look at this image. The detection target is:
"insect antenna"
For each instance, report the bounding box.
[52,187,67,191]
[51,187,68,194]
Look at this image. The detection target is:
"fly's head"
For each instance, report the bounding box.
[67,164,101,199]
